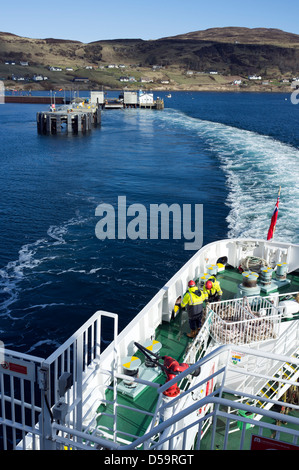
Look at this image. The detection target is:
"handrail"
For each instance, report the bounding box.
[158,343,299,396]
[46,342,299,450]
[52,392,299,450]
[0,347,44,364]
[43,310,115,365]
[118,395,299,451]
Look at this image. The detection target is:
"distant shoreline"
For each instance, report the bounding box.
[1,27,298,98]
[4,85,293,94]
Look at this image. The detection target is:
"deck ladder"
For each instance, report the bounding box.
[249,348,299,414]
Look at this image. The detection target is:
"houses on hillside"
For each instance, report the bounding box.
[2,59,298,90]
[248,75,262,80]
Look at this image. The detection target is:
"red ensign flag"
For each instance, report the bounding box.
[267,188,280,241]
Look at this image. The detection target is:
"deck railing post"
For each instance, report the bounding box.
[38,365,56,450]
[75,334,83,444]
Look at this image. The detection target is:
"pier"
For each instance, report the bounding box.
[36,99,101,135]
[5,90,164,110]
[96,90,164,110]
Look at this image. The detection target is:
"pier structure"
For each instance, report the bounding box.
[6,90,164,110]
[122,91,164,110]
[36,99,101,135]
[95,90,164,110]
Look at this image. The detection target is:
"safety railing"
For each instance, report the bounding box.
[38,310,118,450]
[208,297,281,345]
[47,344,299,451]
[4,337,298,451]
[129,344,299,450]
[0,348,44,450]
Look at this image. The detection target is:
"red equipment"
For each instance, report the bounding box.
[133,342,200,399]
[188,280,196,287]
[205,280,213,290]
[163,356,189,397]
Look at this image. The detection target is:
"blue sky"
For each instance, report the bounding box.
[1,0,299,42]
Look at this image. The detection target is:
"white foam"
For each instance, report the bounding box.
[158,110,299,243]
[0,215,91,317]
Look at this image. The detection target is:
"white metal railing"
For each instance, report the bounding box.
[1,238,298,450]
[209,297,281,345]
[51,395,299,450]
[125,344,299,450]
[1,310,119,450]
[38,311,119,450]
[0,348,44,450]
[48,344,299,451]
[2,313,299,450]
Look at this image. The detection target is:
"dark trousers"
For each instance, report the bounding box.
[189,315,202,331]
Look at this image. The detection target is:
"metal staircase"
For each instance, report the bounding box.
[257,349,299,408]
[246,348,299,415]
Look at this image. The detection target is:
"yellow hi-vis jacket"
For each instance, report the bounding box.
[181,286,208,319]
[202,276,223,298]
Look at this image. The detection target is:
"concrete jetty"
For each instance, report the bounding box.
[36,98,101,135]
[103,90,164,110]
[93,90,164,110]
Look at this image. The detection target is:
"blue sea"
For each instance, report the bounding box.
[0,91,298,357]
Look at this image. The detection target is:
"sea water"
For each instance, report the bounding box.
[0,91,298,356]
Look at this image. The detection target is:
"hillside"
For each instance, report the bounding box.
[163,27,299,46]
[1,27,299,91]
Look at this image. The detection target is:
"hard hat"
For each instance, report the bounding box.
[188,280,196,287]
[205,280,213,290]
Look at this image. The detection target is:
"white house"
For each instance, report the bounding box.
[139,91,154,105]
[248,75,262,80]
[140,77,153,83]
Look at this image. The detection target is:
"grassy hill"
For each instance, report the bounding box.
[1,27,298,91]
[163,27,299,46]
